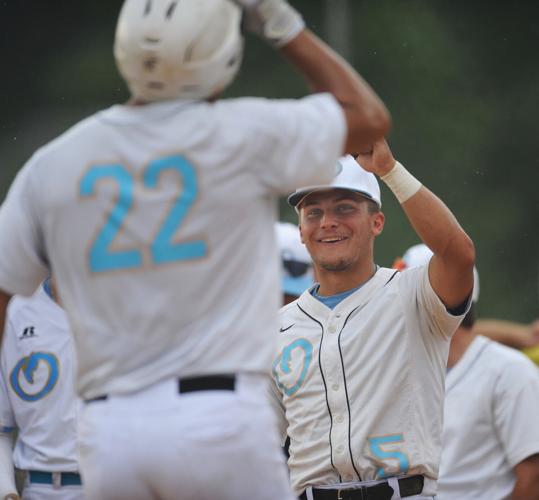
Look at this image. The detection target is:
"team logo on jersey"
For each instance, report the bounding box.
[19,326,37,340]
[272,338,313,397]
[10,352,60,402]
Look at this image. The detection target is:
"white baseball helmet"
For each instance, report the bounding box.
[114,0,244,102]
[275,222,314,297]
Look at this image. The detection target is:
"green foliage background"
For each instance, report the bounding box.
[0,1,537,321]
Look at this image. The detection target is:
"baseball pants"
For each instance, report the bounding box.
[22,482,84,500]
[77,373,295,500]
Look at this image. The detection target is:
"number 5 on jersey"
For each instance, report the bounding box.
[368,434,409,478]
[80,154,206,273]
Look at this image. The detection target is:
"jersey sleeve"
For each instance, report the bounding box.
[404,264,471,339]
[0,380,15,435]
[493,355,539,467]
[268,376,288,447]
[0,158,49,296]
[226,93,347,196]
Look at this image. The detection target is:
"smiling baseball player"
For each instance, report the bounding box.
[0,279,83,500]
[0,0,391,498]
[271,141,475,499]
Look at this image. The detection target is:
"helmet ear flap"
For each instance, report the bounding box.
[114,0,244,102]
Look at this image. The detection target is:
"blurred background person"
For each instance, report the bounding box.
[0,278,83,500]
[276,221,315,305]
[474,318,539,366]
[394,250,539,366]
[396,244,539,500]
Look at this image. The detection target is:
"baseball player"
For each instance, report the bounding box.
[398,244,539,499]
[0,0,391,498]
[0,278,83,500]
[276,221,315,305]
[271,140,475,499]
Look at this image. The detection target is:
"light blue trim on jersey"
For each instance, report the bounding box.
[310,265,378,309]
[311,283,363,310]
[0,426,14,433]
[10,352,60,402]
[142,154,206,264]
[272,338,313,397]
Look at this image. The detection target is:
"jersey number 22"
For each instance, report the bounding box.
[80,154,206,273]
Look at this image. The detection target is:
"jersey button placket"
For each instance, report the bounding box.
[321,317,350,476]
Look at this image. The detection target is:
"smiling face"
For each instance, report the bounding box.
[298,189,384,277]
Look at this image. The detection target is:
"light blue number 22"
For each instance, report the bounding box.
[80,154,206,273]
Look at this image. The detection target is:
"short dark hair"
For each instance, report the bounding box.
[366,199,380,214]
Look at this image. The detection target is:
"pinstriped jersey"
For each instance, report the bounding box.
[0,285,80,471]
[0,94,345,400]
[270,265,468,496]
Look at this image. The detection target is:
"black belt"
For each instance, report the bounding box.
[85,374,236,403]
[299,475,424,500]
[28,470,82,486]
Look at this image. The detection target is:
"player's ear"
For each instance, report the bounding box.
[372,211,385,236]
[298,223,305,244]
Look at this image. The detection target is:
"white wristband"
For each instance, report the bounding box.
[380,161,422,204]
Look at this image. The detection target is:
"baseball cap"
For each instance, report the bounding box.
[393,243,480,303]
[275,222,314,297]
[287,155,381,208]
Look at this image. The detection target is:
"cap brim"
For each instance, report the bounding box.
[288,186,378,208]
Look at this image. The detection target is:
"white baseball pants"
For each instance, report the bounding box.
[22,483,84,500]
[77,373,295,500]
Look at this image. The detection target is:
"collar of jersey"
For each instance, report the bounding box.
[298,267,397,321]
[310,283,364,310]
[99,98,199,125]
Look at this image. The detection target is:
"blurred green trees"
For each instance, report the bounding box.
[0,0,537,320]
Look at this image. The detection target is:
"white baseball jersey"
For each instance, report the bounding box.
[271,265,468,496]
[0,94,345,400]
[437,335,539,500]
[0,284,81,472]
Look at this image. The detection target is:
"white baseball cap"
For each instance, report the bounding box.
[275,222,314,297]
[394,243,480,303]
[287,155,381,208]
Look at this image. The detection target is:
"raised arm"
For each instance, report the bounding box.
[475,318,539,349]
[512,454,539,500]
[232,0,391,153]
[0,431,19,500]
[356,139,475,309]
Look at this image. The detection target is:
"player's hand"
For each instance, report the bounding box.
[354,138,396,177]
[229,0,305,48]
[4,493,21,500]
